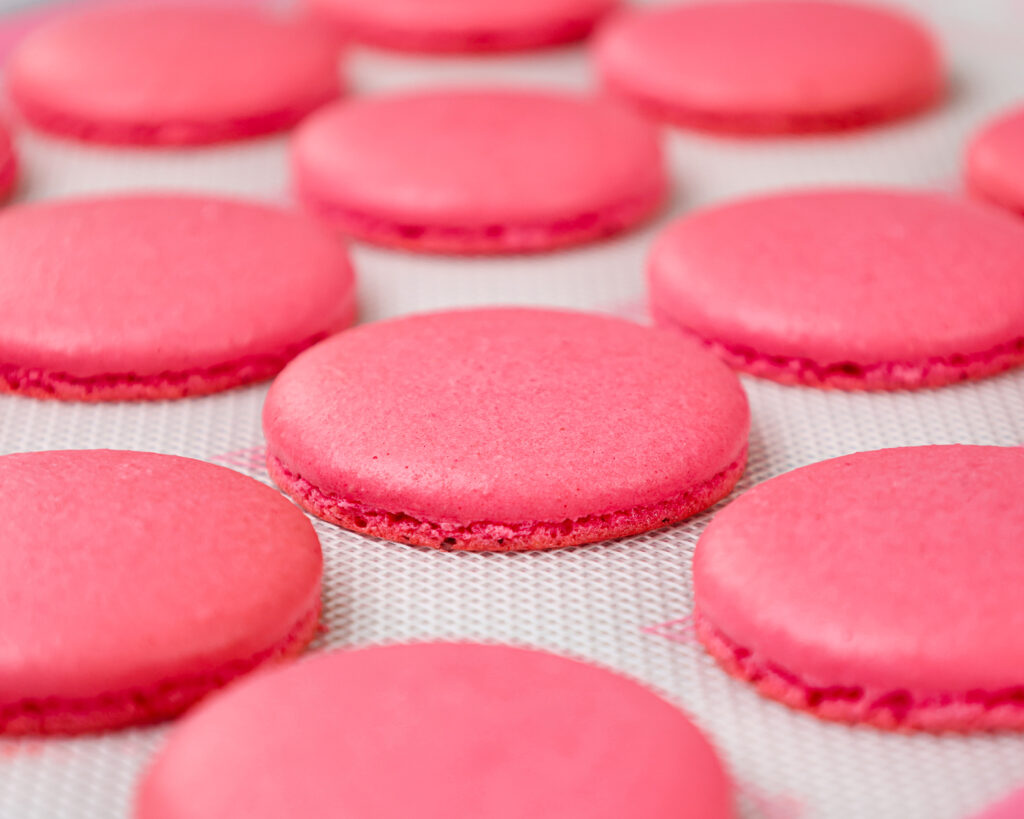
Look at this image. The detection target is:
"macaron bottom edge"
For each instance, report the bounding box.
[296,184,666,255]
[599,76,942,136]
[9,90,341,147]
[0,332,338,402]
[652,308,1024,391]
[265,445,747,552]
[0,598,321,736]
[693,610,1024,733]
[965,176,1024,221]
[0,156,18,202]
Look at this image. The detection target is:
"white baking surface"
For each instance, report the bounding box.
[1,1,1024,817]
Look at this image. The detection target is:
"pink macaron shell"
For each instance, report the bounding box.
[291,89,667,254]
[972,787,1024,819]
[649,189,1024,390]
[967,105,1024,217]
[694,445,1024,732]
[263,308,749,550]
[0,450,322,735]
[135,643,735,819]
[303,0,618,53]
[593,0,942,134]
[7,5,342,146]
[0,194,356,401]
[0,124,18,201]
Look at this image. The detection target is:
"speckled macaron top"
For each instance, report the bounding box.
[291,89,666,253]
[136,643,735,819]
[0,194,356,400]
[0,450,322,735]
[263,308,748,550]
[649,189,1024,390]
[8,4,342,145]
[694,445,1024,732]
[594,0,942,133]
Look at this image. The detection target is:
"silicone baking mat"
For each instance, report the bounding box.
[1,0,1023,817]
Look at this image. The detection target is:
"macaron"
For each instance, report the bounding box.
[966,105,1024,217]
[593,0,943,134]
[0,194,356,401]
[303,0,618,54]
[135,642,735,819]
[0,450,322,735]
[263,308,749,551]
[649,189,1024,390]
[7,4,342,146]
[291,88,666,254]
[971,787,1024,819]
[693,445,1024,732]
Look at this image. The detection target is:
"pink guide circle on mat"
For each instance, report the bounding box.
[966,105,1024,217]
[263,308,749,551]
[0,194,356,401]
[6,4,342,146]
[649,189,1024,390]
[972,787,1024,819]
[291,89,666,254]
[135,642,734,819]
[0,450,322,735]
[593,0,943,134]
[302,0,618,53]
[693,445,1024,733]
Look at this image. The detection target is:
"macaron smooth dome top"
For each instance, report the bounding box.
[304,0,618,53]
[291,88,667,253]
[6,4,342,145]
[593,0,943,133]
[0,450,323,735]
[263,308,749,550]
[648,188,1024,390]
[135,643,735,819]
[0,194,356,401]
[966,105,1024,216]
[693,445,1024,732]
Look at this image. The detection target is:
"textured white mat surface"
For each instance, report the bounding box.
[1,1,1023,817]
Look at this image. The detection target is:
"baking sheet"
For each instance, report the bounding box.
[2,1,1024,817]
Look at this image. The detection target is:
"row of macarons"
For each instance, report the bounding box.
[3,2,1024,815]
[0,447,728,817]
[2,6,1024,400]
[2,178,1024,405]
[3,299,1023,732]
[5,444,1024,813]
[230,310,1024,744]
[2,1,1023,213]
[3,0,954,146]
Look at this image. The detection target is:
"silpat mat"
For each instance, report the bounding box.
[1,0,1024,817]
